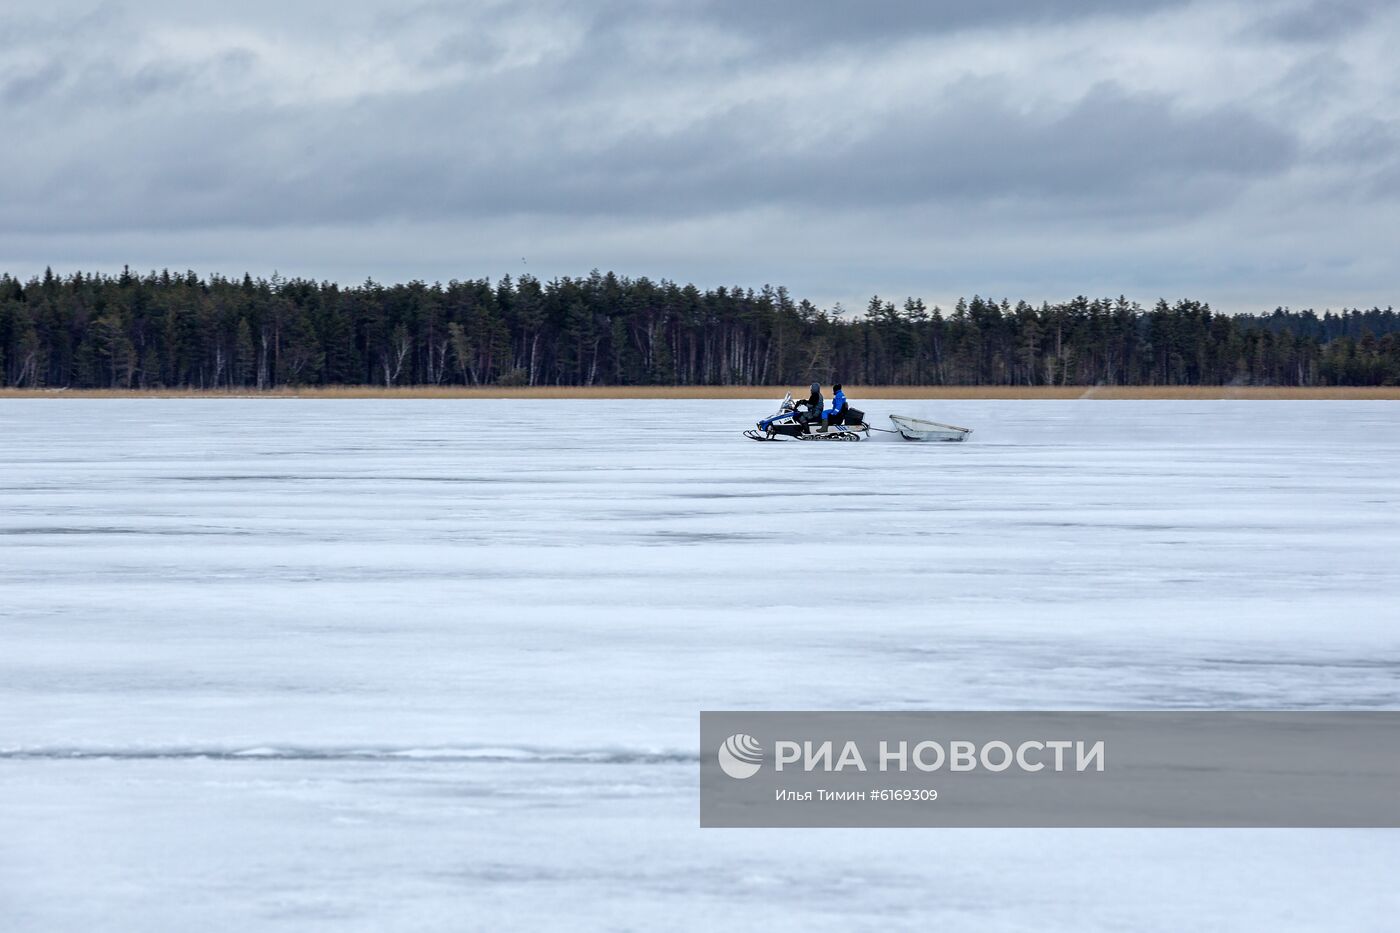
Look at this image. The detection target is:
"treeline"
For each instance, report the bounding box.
[1,267,1397,388]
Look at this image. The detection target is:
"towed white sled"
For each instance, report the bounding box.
[887,414,972,442]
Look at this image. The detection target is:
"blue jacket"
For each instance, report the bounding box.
[830,389,847,413]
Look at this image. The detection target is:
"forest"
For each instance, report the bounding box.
[1,267,1397,388]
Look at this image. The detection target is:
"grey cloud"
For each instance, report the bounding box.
[428,30,511,70]
[465,83,1298,221]
[10,48,257,117]
[662,0,1191,46]
[1372,160,1400,199]
[101,60,202,103]
[1312,116,1400,164]
[0,2,120,41]
[5,76,1298,234]
[1250,0,1388,42]
[2,60,66,105]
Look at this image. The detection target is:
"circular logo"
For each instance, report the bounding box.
[717,733,763,779]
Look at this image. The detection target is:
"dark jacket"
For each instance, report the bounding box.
[803,389,823,417]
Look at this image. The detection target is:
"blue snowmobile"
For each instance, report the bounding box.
[743,391,868,442]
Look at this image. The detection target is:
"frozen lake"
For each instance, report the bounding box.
[2,399,1398,931]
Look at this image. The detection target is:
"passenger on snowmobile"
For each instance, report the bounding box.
[823,384,849,428]
[742,389,868,441]
[796,383,823,425]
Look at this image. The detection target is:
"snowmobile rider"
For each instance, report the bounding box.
[822,384,849,430]
[795,383,823,425]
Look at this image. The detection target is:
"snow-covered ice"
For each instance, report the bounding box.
[2,399,1398,931]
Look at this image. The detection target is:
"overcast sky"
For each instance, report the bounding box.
[2,0,1397,312]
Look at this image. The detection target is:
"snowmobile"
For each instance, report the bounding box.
[743,392,870,441]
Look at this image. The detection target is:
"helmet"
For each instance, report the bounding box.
[810,383,820,393]
[833,383,843,392]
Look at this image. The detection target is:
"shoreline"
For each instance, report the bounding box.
[1,386,1397,400]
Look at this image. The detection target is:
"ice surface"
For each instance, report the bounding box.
[2,399,1398,931]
